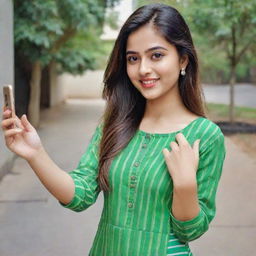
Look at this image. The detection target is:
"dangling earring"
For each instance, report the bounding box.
[181,67,186,76]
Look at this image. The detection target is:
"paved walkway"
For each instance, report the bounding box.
[0,99,255,256]
[203,83,256,108]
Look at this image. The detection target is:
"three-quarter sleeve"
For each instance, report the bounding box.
[170,129,226,242]
[60,125,102,212]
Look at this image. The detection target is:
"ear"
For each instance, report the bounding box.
[179,54,189,69]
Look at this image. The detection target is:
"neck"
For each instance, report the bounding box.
[143,86,191,122]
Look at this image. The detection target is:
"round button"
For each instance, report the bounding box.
[145,134,150,139]
[142,143,147,148]
[128,202,133,208]
[134,162,140,167]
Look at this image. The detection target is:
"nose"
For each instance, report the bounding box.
[139,58,152,76]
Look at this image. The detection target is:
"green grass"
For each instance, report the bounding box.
[206,103,256,121]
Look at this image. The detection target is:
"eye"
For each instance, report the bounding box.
[152,52,164,60]
[127,56,139,63]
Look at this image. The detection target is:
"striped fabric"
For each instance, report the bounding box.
[167,232,193,255]
[61,117,226,255]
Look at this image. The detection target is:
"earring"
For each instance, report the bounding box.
[181,67,186,76]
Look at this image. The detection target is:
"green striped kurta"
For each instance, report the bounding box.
[61,117,226,255]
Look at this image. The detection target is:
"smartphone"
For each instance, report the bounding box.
[3,85,16,118]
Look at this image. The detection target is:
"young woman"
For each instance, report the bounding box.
[2,3,226,256]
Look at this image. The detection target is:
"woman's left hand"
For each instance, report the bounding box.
[162,133,200,188]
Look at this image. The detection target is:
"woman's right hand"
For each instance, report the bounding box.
[1,107,43,160]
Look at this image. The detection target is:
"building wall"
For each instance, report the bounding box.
[0,0,15,179]
[50,62,68,107]
[57,70,104,100]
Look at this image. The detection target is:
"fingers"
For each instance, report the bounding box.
[162,148,171,163]
[2,105,9,112]
[15,116,25,129]
[169,133,200,154]
[4,127,23,137]
[192,139,200,158]
[170,141,179,151]
[20,114,34,132]
[2,115,25,130]
[1,117,17,130]
[168,133,188,152]
[175,133,189,147]
[2,111,34,133]
[2,109,12,120]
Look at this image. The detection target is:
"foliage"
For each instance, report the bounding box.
[136,0,256,83]
[188,0,256,83]
[14,0,120,73]
[137,0,181,8]
[187,0,256,60]
[105,10,120,30]
[55,27,107,74]
[14,0,62,64]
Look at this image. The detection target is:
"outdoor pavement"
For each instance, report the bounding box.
[203,83,256,108]
[0,98,256,256]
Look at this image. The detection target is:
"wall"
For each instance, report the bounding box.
[56,70,104,101]
[0,0,15,179]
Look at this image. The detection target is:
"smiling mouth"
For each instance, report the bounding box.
[140,78,159,88]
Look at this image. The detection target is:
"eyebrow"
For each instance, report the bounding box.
[126,46,168,55]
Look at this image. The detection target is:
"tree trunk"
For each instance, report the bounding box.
[28,61,42,128]
[49,60,56,107]
[40,66,50,109]
[250,66,256,85]
[229,64,236,124]
[229,23,237,124]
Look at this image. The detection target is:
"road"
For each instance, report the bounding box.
[203,83,256,108]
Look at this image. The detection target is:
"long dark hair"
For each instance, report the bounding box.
[98,3,206,191]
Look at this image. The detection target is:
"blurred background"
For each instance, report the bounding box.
[0,0,256,255]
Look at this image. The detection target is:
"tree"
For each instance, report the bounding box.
[14,0,119,127]
[187,0,256,123]
[137,0,256,123]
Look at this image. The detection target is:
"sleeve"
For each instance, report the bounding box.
[170,129,226,242]
[60,124,102,212]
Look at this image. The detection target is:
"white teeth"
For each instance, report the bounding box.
[142,80,158,84]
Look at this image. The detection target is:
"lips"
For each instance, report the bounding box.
[140,78,159,88]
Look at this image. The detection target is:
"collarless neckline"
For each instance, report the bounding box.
[137,117,204,137]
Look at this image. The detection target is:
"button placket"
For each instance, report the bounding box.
[130,175,136,180]
[133,161,140,167]
[129,175,137,189]
[145,134,151,139]
[142,143,147,149]
[126,133,151,225]
[128,202,133,208]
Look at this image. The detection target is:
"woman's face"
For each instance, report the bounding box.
[126,24,187,101]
